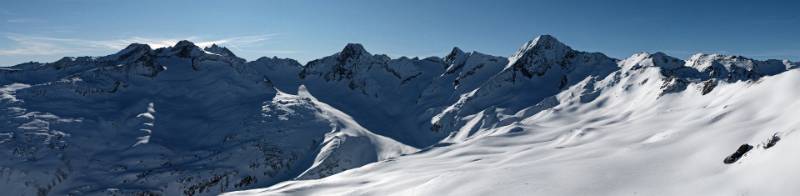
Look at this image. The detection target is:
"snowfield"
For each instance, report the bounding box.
[228,57,800,196]
[1,35,798,196]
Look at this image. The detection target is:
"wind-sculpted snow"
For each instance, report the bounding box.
[2,35,798,196]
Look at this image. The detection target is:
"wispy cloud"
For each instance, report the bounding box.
[0,34,280,56]
[6,18,45,24]
[0,35,75,55]
[206,35,276,48]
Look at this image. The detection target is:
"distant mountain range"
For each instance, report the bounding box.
[2,35,798,196]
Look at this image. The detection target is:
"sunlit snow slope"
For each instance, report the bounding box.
[227,36,800,196]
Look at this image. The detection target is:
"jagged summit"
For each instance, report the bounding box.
[446,47,465,58]
[337,43,371,62]
[253,56,301,65]
[515,35,571,54]
[440,46,507,84]
[299,42,393,84]
[502,35,617,80]
[167,40,205,58]
[204,44,237,58]
[508,35,573,65]
[443,47,469,72]
[507,35,574,69]
[687,53,792,81]
[444,47,466,64]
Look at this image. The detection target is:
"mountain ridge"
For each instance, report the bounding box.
[2,35,799,196]
[4,35,796,74]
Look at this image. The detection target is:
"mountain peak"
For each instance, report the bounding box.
[448,47,464,56]
[530,35,569,50]
[122,43,153,52]
[444,47,467,65]
[104,43,153,62]
[204,44,237,57]
[529,35,568,50]
[174,40,197,48]
[533,34,560,44]
[621,52,685,71]
[509,35,573,65]
[168,40,205,58]
[505,35,579,78]
[337,43,370,61]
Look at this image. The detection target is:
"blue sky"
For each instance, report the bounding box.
[0,0,798,66]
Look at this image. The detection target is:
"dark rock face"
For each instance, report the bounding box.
[444,47,467,73]
[337,43,369,63]
[723,144,753,164]
[701,80,717,95]
[764,134,781,149]
[111,43,153,62]
[300,43,377,83]
[171,40,207,58]
[659,77,691,95]
[508,35,575,79]
[444,47,465,64]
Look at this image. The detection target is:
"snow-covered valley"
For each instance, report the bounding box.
[2,35,798,196]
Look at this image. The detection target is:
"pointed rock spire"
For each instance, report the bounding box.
[444,47,466,64]
[337,43,370,62]
[204,44,237,58]
[509,35,572,64]
[444,47,469,73]
[507,35,578,78]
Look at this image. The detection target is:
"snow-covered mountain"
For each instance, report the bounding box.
[0,42,417,195]
[2,35,799,196]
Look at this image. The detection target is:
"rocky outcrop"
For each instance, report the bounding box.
[724,144,753,164]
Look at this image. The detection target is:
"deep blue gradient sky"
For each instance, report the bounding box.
[1,0,798,66]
